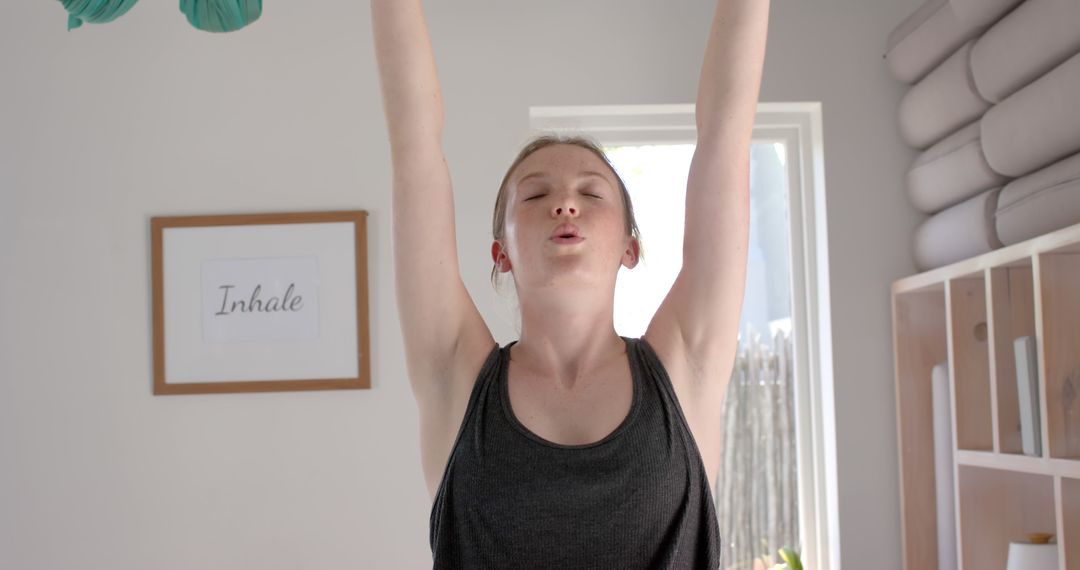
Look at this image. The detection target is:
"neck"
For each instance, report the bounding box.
[513,287,625,389]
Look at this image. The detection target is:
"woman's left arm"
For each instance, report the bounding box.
[647,0,770,387]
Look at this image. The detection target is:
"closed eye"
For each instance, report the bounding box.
[524,192,601,201]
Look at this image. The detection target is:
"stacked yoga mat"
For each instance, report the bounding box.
[886,0,1080,271]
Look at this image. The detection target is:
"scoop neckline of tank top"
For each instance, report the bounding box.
[498,335,642,450]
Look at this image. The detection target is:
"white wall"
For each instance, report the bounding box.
[0,0,923,568]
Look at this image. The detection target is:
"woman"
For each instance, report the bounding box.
[371,1,769,568]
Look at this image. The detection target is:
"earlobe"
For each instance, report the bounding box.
[623,239,641,269]
[491,241,512,272]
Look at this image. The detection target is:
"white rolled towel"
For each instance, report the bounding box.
[884,0,1024,84]
[898,40,991,150]
[913,186,1003,271]
[907,120,1010,214]
[981,51,1080,177]
[996,151,1080,246]
[971,0,1080,103]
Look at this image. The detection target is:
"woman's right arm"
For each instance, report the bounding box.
[371,0,492,400]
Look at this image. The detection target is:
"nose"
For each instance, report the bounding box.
[551,195,578,218]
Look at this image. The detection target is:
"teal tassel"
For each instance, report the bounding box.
[179,0,262,33]
[59,0,141,31]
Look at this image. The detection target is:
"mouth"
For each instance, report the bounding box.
[550,223,582,243]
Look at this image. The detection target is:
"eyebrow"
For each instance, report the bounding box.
[517,170,610,186]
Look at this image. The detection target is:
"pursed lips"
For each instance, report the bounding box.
[550,224,584,245]
[550,223,582,240]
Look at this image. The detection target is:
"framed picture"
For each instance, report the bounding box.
[150,210,370,395]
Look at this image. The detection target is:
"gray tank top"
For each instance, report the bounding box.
[429,335,721,569]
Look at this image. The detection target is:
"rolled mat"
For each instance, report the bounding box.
[971,0,1080,103]
[907,120,1010,214]
[995,151,1080,246]
[913,186,1003,271]
[898,39,992,150]
[981,51,1080,177]
[884,0,1023,85]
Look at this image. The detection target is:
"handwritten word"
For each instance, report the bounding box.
[215,283,304,315]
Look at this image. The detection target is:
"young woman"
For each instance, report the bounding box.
[372,1,769,567]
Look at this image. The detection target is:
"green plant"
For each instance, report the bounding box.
[772,547,802,570]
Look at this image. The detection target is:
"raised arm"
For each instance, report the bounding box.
[646,0,770,392]
[371,0,492,403]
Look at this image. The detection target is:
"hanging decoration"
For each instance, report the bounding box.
[57,0,262,32]
[179,0,262,33]
[60,0,140,31]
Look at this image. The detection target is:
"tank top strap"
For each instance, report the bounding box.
[631,335,715,486]
[631,336,689,421]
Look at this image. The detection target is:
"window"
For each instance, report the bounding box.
[605,142,792,345]
[529,103,838,570]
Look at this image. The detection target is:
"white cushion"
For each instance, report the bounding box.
[981,52,1080,177]
[995,151,1080,245]
[898,40,991,149]
[971,0,1080,103]
[885,0,1023,84]
[907,120,1010,213]
[913,187,1003,271]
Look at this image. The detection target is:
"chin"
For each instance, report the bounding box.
[544,266,608,288]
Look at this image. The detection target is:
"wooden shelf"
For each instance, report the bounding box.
[1063,478,1080,570]
[949,271,993,451]
[893,285,947,570]
[958,466,1056,568]
[1039,248,1080,460]
[988,258,1036,456]
[957,450,1080,478]
[893,221,1080,570]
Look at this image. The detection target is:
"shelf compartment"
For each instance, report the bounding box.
[949,273,994,451]
[893,285,948,570]
[987,259,1038,456]
[1064,477,1079,570]
[1037,249,1080,460]
[956,449,1080,478]
[957,465,1056,569]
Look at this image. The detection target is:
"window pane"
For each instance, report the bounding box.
[605,142,800,570]
[606,142,792,343]
[605,143,693,338]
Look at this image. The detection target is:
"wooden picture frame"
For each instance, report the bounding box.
[150,210,370,395]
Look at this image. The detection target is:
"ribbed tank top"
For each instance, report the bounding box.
[429,335,721,569]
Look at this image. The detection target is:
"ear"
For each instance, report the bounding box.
[621,237,641,270]
[491,240,512,272]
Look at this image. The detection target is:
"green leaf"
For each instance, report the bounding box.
[778,547,802,570]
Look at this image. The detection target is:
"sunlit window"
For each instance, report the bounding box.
[605,141,802,570]
[607,142,793,347]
